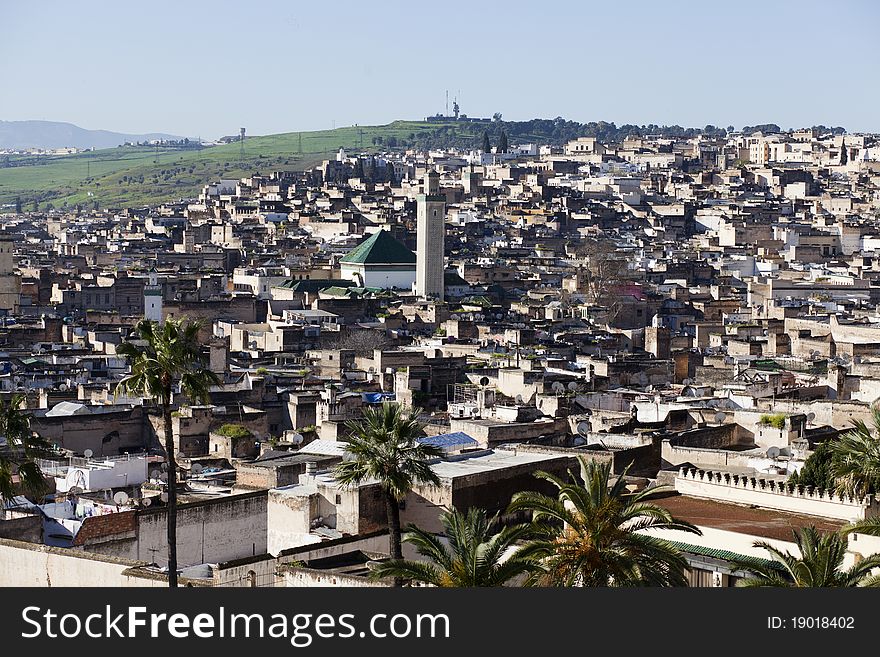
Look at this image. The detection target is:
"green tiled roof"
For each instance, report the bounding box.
[665,540,785,573]
[341,230,416,265]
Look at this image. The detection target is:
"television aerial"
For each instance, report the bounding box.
[113,491,129,506]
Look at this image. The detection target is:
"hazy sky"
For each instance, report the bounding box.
[2,0,878,138]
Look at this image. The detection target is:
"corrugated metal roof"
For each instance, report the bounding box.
[419,432,479,449]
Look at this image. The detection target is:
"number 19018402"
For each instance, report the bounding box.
[768,616,855,630]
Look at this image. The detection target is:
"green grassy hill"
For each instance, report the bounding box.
[0,120,459,209]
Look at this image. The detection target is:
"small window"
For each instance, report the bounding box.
[335,494,342,505]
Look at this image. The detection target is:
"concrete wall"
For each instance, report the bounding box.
[78,491,268,568]
[0,538,163,587]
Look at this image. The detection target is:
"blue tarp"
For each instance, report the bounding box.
[361,392,396,403]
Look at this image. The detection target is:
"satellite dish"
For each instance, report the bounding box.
[714,412,726,423]
[160,493,168,502]
[68,486,84,495]
[568,382,578,392]
[113,491,129,505]
[646,385,654,393]
[806,412,816,422]
[682,378,691,385]
[576,421,590,435]
[159,472,168,483]
[149,469,162,480]
[58,383,68,392]
[83,449,93,459]
[479,376,490,386]
[552,382,565,394]
[160,462,169,471]
[191,463,203,474]
[515,394,524,404]
[767,446,781,459]
[142,497,152,507]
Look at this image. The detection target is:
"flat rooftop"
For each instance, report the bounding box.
[428,447,568,480]
[653,493,844,542]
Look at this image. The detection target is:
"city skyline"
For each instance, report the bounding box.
[2,0,878,138]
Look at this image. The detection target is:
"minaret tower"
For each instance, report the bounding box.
[415,170,446,300]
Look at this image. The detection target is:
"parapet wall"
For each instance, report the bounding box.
[675,466,878,522]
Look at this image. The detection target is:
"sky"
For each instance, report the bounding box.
[1,0,878,138]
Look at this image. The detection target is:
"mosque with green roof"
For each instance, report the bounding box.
[339,229,417,291]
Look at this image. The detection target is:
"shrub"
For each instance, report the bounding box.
[215,423,253,440]
[758,413,786,430]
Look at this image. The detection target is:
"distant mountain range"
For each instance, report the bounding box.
[0,120,182,150]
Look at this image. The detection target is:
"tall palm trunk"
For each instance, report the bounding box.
[384,492,403,587]
[162,402,178,588]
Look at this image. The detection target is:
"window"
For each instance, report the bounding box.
[335,494,342,505]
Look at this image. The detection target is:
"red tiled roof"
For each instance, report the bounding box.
[72,510,137,546]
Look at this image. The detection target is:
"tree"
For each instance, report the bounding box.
[386,163,396,184]
[14,197,21,214]
[498,130,509,154]
[0,393,51,503]
[31,200,38,213]
[482,131,491,153]
[829,407,880,498]
[788,442,835,490]
[492,113,503,122]
[334,403,442,585]
[370,507,536,587]
[730,526,880,587]
[509,458,701,586]
[116,318,219,587]
[840,141,849,165]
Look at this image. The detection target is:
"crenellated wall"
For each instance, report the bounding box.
[675,466,879,522]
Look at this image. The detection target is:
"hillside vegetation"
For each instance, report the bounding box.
[1,117,844,210]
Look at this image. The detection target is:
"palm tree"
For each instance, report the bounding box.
[369,507,536,587]
[116,318,219,587]
[829,407,880,497]
[508,457,701,587]
[334,403,442,585]
[731,526,880,587]
[0,393,51,503]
